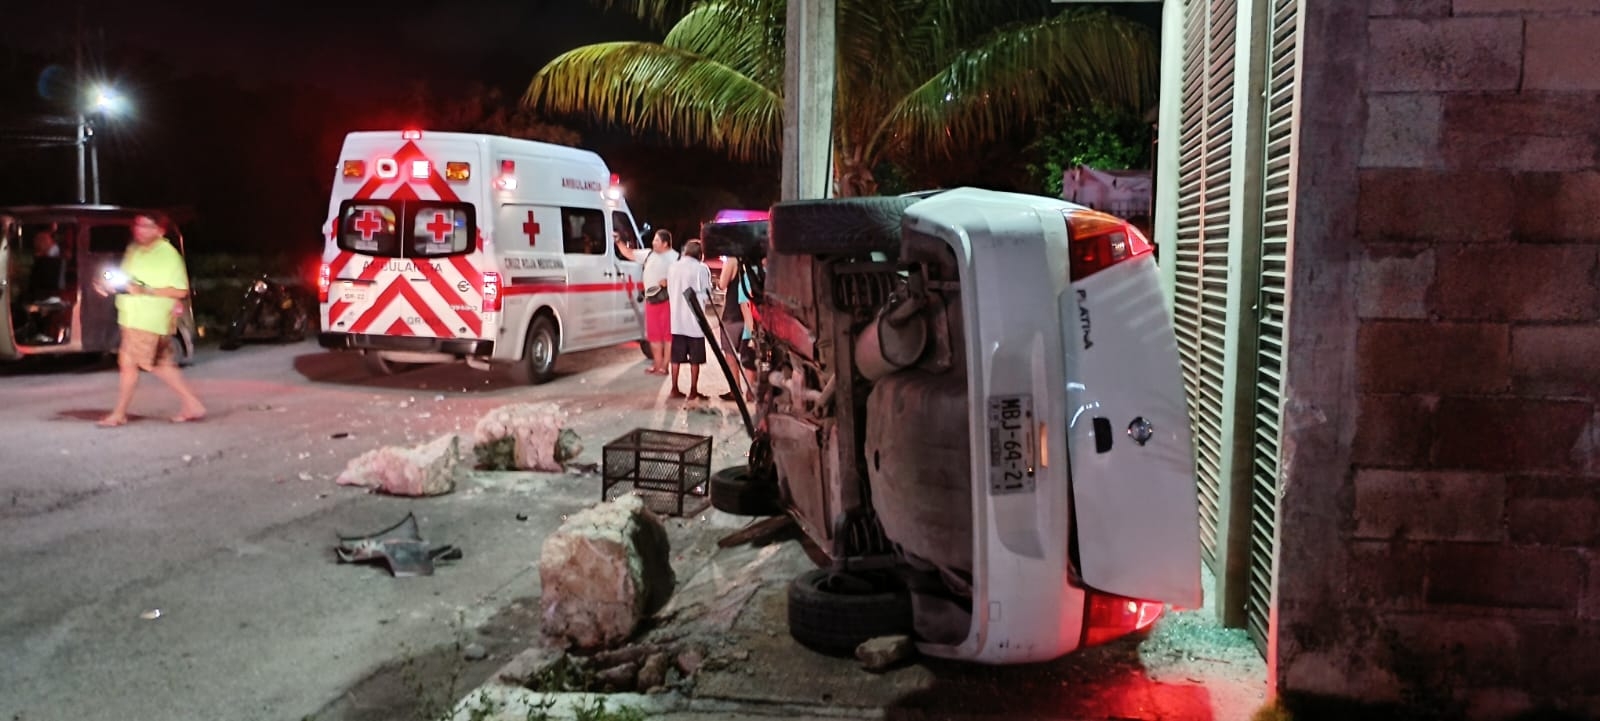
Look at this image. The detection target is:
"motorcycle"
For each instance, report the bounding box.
[219,275,313,351]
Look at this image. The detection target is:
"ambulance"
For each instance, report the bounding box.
[317,130,649,383]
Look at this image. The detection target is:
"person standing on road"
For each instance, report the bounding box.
[666,239,713,400]
[94,212,205,427]
[715,257,750,401]
[621,229,677,375]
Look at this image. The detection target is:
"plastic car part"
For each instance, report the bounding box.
[335,512,462,577]
[786,568,913,656]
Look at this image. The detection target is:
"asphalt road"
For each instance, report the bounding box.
[0,339,756,721]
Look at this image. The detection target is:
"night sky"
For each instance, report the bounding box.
[0,0,768,257]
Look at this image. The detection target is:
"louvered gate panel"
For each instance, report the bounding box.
[1172,0,1221,569]
[1245,0,1299,655]
[1198,0,1237,581]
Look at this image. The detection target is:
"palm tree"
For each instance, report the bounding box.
[525,0,1157,197]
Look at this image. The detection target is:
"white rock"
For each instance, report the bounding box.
[335,434,462,497]
[473,402,582,472]
[538,494,675,650]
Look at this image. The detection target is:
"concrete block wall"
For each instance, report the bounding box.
[1279,1,1600,718]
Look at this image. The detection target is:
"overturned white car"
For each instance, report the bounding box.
[704,188,1201,664]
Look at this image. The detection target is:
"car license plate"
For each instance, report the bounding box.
[987,394,1036,496]
[339,284,368,304]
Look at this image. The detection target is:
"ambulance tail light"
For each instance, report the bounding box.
[375,158,399,179]
[410,160,430,179]
[317,263,331,303]
[1080,589,1165,648]
[1065,210,1153,281]
[444,162,471,181]
[401,129,423,140]
[482,272,502,312]
[342,160,365,178]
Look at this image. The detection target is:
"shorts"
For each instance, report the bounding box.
[118,326,175,372]
[719,321,745,357]
[646,301,672,343]
[670,334,706,364]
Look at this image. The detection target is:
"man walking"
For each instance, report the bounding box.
[95,213,205,427]
[666,239,713,400]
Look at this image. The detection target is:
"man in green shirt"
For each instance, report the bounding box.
[96,213,205,427]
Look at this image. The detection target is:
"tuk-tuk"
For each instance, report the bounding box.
[0,205,196,364]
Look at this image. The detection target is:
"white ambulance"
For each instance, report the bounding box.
[317,130,649,383]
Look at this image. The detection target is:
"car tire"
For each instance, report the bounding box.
[174,330,196,366]
[709,465,783,516]
[638,338,653,360]
[511,315,559,385]
[787,569,913,656]
[768,197,917,256]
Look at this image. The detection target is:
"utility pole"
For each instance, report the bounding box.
[74,2,87,204]
[779,0,834,201]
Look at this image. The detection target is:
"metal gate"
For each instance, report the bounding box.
[1244,0,1301,654]
[1173,0,1234,575]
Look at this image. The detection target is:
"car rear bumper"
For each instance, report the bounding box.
[318,332,493,356]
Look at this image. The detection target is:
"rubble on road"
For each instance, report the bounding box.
[335,433,462,496]
[538,494,675,651]
[473,402,584,471]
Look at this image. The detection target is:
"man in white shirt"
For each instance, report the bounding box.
[620,229,679,374]
[666,239,713,400]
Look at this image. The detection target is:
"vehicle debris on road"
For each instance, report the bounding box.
[334,512,462,577]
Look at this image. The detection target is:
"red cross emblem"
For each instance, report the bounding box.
[425,212,453,244]
[522,211,540,246]
[354,210,381,240]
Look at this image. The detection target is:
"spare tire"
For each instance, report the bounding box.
[769,197,917,256]
[710,464,783,516]
[787,569,913,656]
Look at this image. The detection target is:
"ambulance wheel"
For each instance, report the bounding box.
[787,569,913,656]
[769,197,917,256]
[514,316,559,385]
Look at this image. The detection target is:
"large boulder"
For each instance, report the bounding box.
[335,434,461,497]
[538,494,675,651]
[474,402,583,471]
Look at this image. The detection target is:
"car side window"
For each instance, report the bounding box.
[561,207,605,256]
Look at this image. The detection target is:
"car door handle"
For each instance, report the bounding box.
[1093,417,1113,453]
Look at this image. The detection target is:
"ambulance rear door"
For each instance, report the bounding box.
[324,133,489,343]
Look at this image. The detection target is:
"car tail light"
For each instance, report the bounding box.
[482,271,501,312]
[1065,211,1153,281]
[317,263,330,303]
[342,160,365,178]
[1080,589,1164,647]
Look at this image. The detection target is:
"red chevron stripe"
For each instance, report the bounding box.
[395,281,455,338]
[414,262,482,336]
[348,278,403,334]
[383,317,412,336]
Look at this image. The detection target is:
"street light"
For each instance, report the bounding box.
[78,84,125,205]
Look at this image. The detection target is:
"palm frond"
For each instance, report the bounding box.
[582,0,702,31]
[877,9,1157,160]
[524,42,781,161]
[664,1,784,89]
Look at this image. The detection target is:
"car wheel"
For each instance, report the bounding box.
[787,569,913,656]
[511,315,559,385]
[769,197,917,256]
[638,338,653,360]
[174,330,196,366]
[709,464,783,516]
